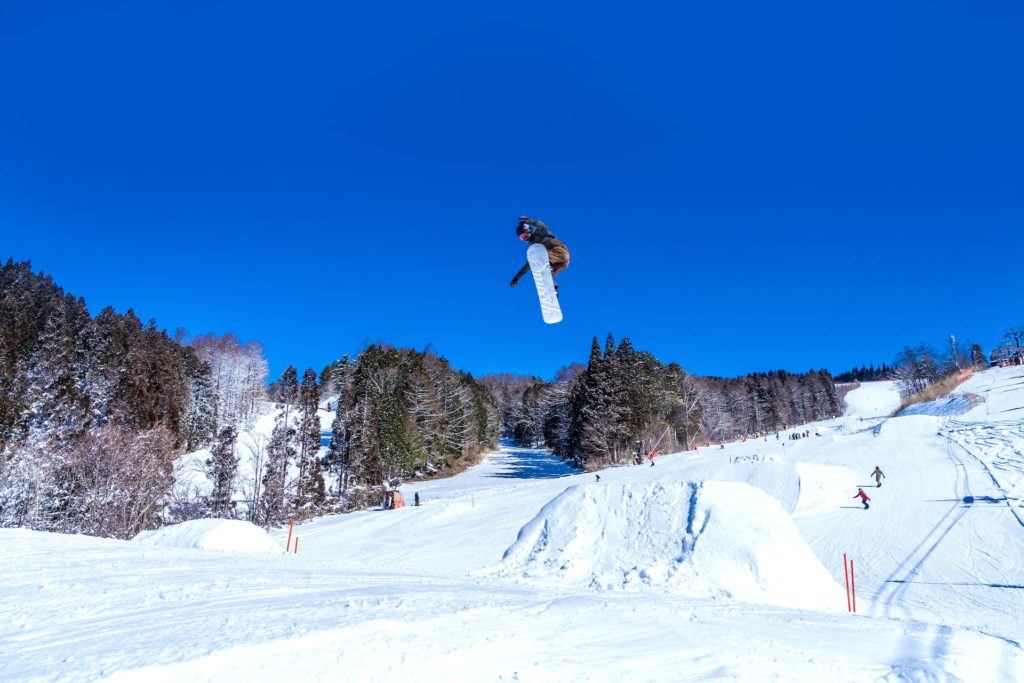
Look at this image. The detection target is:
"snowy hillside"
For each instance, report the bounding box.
[172,400,335,505]
[841,379,901,418]
[2,369,1024,681]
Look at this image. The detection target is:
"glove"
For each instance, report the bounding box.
[510,276,520,288]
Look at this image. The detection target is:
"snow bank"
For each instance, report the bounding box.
[899,394,981,417]
[133,519,283,554]
[843,381,901,419]
[489,482,844,610]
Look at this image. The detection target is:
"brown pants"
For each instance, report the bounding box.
[547,239,570,276]
[514,239,571,285]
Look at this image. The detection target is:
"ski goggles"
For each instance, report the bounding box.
[518,230,532,241]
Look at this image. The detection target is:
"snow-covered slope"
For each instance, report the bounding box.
[842,380,901,419]
[2,367,1024,682]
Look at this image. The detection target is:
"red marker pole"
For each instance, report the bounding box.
[851,559,857,613]
[843,553,851,612]
[286,519,294,553]
[294,537,299,555]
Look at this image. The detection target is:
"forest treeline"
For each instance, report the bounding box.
[497,334,842,468]
[0,260,497,538]
[832,364,891,383]
[318,346,499,510]
[253,347,500,525]
[0,260,216,537]
[2,258,1007,543]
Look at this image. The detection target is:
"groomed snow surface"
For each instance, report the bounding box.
[3,369,1024,681]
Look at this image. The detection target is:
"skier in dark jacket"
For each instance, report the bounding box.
[510,217,570,292]
[854,488,871,510]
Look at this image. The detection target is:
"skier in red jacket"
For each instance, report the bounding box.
[854,488,871,510]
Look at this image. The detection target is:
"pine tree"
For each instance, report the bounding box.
[20,297,87,446]
[327,400,349,494]
[182,355,217,451]
[295,368,324,517]
[571,336,623,465]
[615,337,654,440]
[260,413,295,527]
[85,307,128,426]
[258,367,298,526]
[207,426,239,517]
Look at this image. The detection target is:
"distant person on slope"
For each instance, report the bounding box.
[854,488,871,510]
[510,217,570,294]
[871,466,885,488]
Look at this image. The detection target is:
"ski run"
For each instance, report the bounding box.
[3,366,1024,682]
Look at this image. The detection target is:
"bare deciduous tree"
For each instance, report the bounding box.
[51,425,176,539]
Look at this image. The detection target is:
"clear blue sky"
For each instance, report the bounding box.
[2,1,1022,381]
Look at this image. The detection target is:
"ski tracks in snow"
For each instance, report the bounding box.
[943,419,1024,528]
[862,370,1024,645]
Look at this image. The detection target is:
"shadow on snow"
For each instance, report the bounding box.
[489,448,580,480]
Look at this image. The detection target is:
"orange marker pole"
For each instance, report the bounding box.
[843,553,851,612]
[294,537,299,555]
[851,559,857,613]
[286,519,294,553]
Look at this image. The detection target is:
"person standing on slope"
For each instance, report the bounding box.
[510,216,570,294]
[871,466,885,488]
[854,488,871,510]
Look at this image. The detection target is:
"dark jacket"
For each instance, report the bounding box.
[520,218,557,246]
[512,218,570,284]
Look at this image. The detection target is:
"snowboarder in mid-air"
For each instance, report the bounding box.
[510,217,570,294]
[854,488,871,510]
[871,466,885,487]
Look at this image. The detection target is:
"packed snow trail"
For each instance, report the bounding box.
[797,369,1024,635]
[2,524,1014,683]
[3,369,1024,681]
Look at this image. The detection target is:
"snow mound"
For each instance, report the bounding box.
[877,414,943,438]
[843,381,901,419]
[133,519,283,554]
[489,482,844,610]
[732,453,782,464]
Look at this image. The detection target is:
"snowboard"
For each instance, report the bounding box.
[527,243,563,324]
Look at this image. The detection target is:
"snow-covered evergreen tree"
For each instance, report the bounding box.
[295,368,325,516]
[260,414,294,527]
[207,426,239,518]
[20,296,90,446]
[182,355,217,451]
[259,367,298,527]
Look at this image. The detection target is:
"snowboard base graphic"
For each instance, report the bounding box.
[527,243,563,324]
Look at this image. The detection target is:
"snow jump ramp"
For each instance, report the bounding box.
[487,481,844,611]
